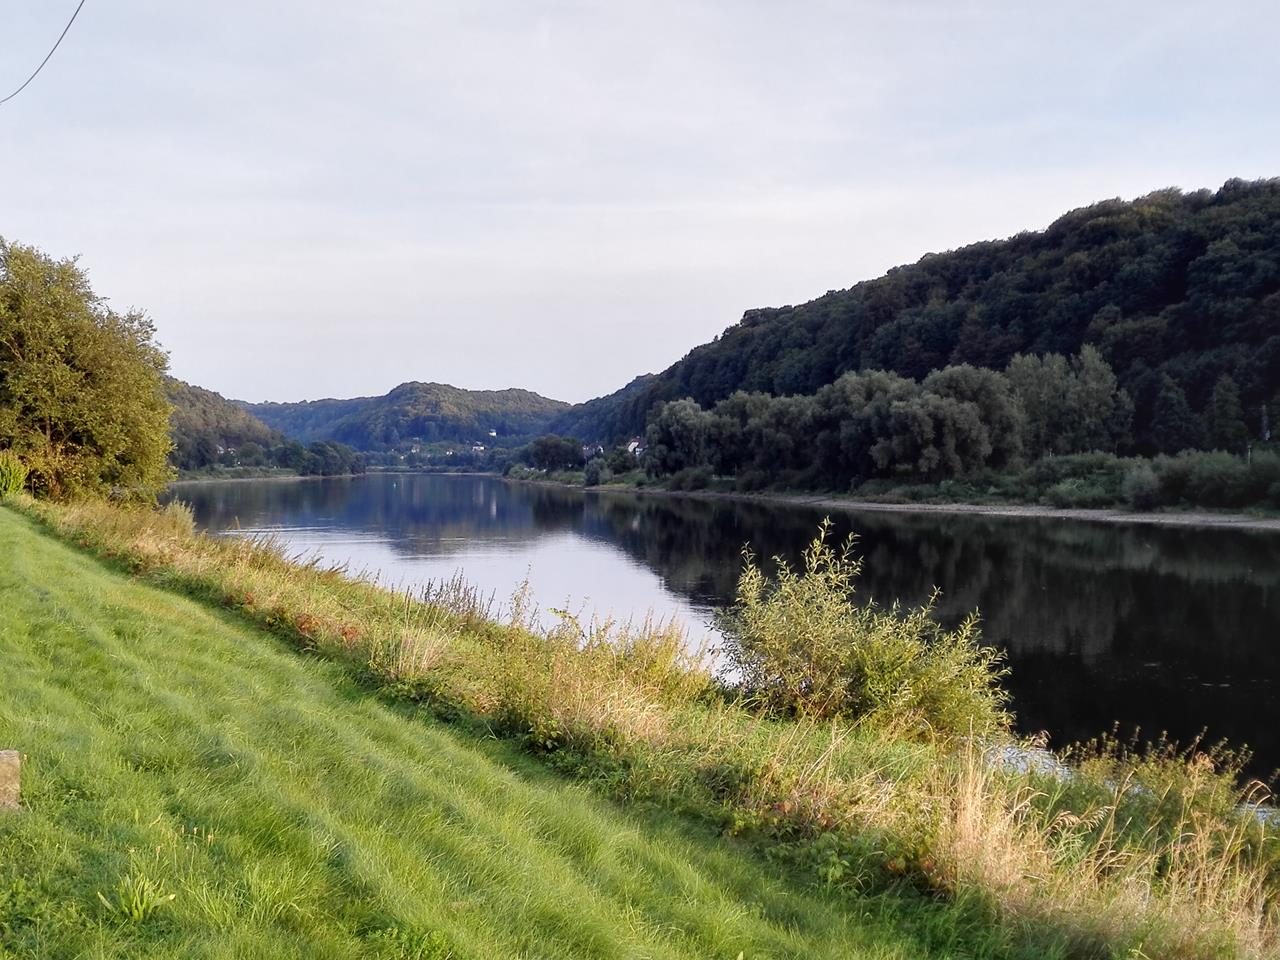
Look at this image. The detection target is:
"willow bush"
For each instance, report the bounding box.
[717,520,1010,740]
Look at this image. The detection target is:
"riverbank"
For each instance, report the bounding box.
[171,468,373,485]
[0,505,931,959]
[503,474,1280,533]
[597,483,1280,532]
[7,493,1277,958]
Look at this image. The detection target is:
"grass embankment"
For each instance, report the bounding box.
[0,505,1003,960]
[5,496,1279,958]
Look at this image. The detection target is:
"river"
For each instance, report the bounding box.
[172,472,1280,776]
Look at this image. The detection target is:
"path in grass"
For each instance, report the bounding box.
[0,506,1036,959]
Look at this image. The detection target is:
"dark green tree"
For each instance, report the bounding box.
[643,400,713,476]
[922,364,1025,469]
[524,435,584,471]
[1204,374,1249,452]
[1151,375,1201,453]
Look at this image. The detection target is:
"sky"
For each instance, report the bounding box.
[1,1,1277,404]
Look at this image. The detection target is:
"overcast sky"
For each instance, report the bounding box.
[1,1,1276,404]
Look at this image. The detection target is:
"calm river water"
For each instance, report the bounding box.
[173,473,1280,775]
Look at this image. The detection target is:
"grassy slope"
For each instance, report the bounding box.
[0,507,991,960]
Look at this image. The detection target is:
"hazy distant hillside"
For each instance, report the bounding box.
[166,378,285,469]
[562,179,1280,450]
[246,382,569,449]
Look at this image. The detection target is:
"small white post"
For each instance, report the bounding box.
[0,751,19,810]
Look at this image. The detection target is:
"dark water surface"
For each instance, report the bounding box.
[173,473,1280,775]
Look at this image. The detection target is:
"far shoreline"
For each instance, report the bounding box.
[167,469,494,487]
[531,477,1280,534]
[169,469,1280,533]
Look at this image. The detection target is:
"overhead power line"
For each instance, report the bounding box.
[0,0,88,106]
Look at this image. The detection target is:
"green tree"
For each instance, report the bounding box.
[583,457,611,486]
[1150,375,1201,453]
[1006,352,1072,457]
[643,399,712,476]
[872,394,990,480]
[0,241,172,498]
[922,364,1025,469]
[1067,345,1132,452]
[524,435,584,471]
[1204,374,1249,452]
[1007,348,1132,456]
[603,446,637,474]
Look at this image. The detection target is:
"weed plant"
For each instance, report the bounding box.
[717,521,1009,739]
[0,450,27,498]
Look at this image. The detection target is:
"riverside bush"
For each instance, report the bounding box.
[717,521,1010,740]
[1152,450,1280,509]
[1121,461,1161,510]
[583,457,612,486]
[667,465,713,491]
[1022,453,1128,505]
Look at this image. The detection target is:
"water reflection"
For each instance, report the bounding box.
[172,474,1280,776]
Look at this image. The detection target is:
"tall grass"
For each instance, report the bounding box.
[13,493,1280,958]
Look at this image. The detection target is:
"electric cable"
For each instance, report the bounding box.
[0,0,88,106]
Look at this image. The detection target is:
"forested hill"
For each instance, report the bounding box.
[166,378,285,469]
[245,382,569,449]
[553,178,1280,450]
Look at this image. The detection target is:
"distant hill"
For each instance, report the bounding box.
[245,382,570,449]
[166,378,285,469]
[546,374,655,442]
[556,178,1280,451]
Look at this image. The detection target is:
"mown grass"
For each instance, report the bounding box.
[0,504,1060,959]
[7,495,1280,958]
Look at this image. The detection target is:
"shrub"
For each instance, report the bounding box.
[716,521,1010,740]
[1024,453,1128,507]
[0,451,27,498]
[1153,451,1262,508]
[583,457,612,487]
[1043,477,1113,508]
[667,465,712,491]
[1121,462,1161,510]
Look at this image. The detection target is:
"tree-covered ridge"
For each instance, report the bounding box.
[561,179,1280,450]
[246,381,570,449]
[167,378,366,476]
[166,378,285,469]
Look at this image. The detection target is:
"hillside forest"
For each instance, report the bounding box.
[551,179,1280,456]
